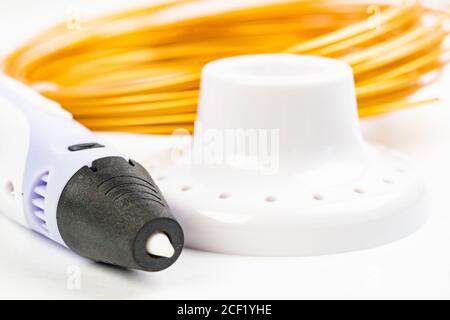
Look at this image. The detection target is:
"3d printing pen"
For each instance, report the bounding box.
[0,74,184,271]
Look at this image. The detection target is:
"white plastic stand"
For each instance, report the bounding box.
[157,54,427,256]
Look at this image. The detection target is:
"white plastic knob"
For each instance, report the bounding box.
[198,54,366,171]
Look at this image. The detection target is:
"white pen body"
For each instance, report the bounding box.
[0,75,121,246]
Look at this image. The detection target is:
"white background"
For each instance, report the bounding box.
[1,0,450,299]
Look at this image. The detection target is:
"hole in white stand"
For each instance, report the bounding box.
[219,193,231,199]
[313,194,325,201]
[383,179,394,185]
[265,196,277,203]
[354,188,366,194]
[181,186,192,192]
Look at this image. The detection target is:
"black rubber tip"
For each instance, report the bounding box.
[57,157,183,272]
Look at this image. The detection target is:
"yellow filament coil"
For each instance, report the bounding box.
[3,0,449,134]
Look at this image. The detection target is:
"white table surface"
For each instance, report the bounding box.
[1,0,450,299]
